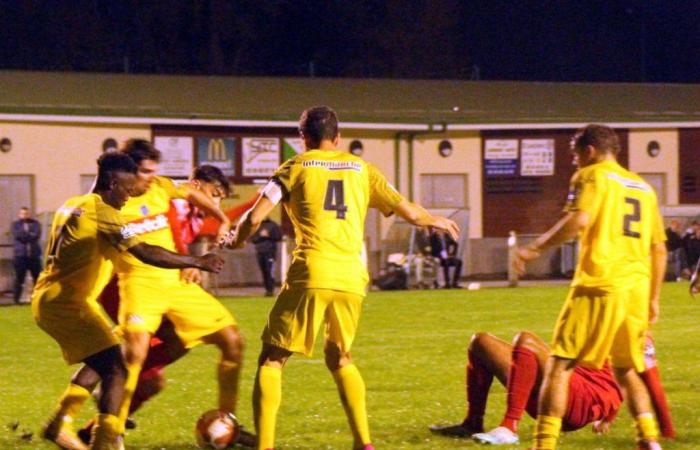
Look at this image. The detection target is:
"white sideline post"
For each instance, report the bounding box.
[507,230,518,287]
[280,236,289,284]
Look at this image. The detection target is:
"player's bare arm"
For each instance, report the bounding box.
[393,200,460,241]
[514,210,588,275]
[221,195,277,249]
[649,242,667,324]
[128,242,224,273]
[184,186,232,242]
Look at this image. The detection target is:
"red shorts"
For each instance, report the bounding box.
[525,367,622,431]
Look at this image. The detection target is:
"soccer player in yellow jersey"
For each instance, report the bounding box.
[514,125,668,450]
[35,153,224,450]
[111,140,249,441]
[222,106,460,450]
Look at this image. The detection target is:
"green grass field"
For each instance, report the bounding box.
[1,282,698,449]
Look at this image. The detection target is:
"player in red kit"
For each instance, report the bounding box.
[430,331,674,445]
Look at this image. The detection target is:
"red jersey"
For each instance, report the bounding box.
[98,197,257,321]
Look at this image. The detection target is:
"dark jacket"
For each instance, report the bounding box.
[11,218,42,259]
[665,228,684,252]
[251,219,282,255]
[430,232,459,259]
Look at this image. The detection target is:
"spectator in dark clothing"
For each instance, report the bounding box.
[684,222,700,274]
[430,230,462,288]
[251,218,282,296]
[11,207,42,304]
[665,219,689,280]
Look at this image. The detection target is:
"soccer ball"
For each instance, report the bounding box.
[195,409,240,449]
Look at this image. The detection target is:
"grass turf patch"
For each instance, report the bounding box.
[1,282,698,449]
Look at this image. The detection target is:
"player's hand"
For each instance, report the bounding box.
[218,229,245,249]
[181,267,202,284]
[215,219,232,245]
[648,298,660,325]
[690,269,700,297]
[196,253,225,273]
[592,420,611,434]
[430,217,460,242]
[513,246,540,276]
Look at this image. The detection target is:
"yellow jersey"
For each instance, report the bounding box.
[564,160,666,289]
[272,150,405,296]
[112,176,189,278]
[33,193,140,304]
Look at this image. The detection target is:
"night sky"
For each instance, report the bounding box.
[2,1,700,83]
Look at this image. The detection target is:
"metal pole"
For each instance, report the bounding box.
[507,230,518,287]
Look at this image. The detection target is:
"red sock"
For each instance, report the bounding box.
[464,348,493,431]
[500,346,539,433]
[640,367,675,439]
[129,367,164,414]
[140,341,174,373]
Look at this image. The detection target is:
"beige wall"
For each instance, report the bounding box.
[0,121,150,212]
[628,129,679,205]
[342,132,397,239]
[412,133,482,238]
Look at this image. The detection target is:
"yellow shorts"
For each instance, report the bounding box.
[551,284,648,372]
[118,275,236,348]
[32,292,119,365]
[262,286,364,356]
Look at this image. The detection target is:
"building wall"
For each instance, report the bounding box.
[0,121,150,212]
[412,133,482,238]
[678,129,700,204]
[628,130,679,205]
[342,131,397,241]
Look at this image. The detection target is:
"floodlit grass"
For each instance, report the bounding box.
[1,282,698,449]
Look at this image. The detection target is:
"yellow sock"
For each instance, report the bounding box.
[117,362,142,434]
[44,383,91,438]
[636,412,660,442]
[533,415,562,450]
[332,364,371,447]
[253,366,282,450]
[218,359,240,413]
[91,413,121,449]
[55,383,91,422]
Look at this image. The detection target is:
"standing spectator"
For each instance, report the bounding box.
[430,230,463,288]
[684,221,700,272]
[11,206,42,304]
[251,218,282,296]
[665,219,689,280]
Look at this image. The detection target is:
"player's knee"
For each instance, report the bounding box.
[258,344,291,368]
[224,329,245,362]
[123,332,151,365]
[469,332,489,354]
[324,342,351,371]
[513,331,539,351]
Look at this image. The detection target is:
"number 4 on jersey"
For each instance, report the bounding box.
[324,180,347,219]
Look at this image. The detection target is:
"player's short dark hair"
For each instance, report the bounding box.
[193,165,231,196]
[121,138,161,164]
[571,124,621,155]
[95,152,138,190]
[299,106,339,147]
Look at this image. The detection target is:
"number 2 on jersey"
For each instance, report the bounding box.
[324,180,347,219]
[623,197,641,238]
